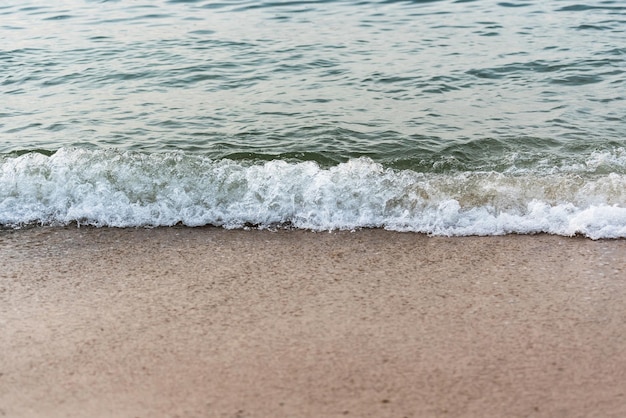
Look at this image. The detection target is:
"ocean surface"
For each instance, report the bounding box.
[1,0,625,238]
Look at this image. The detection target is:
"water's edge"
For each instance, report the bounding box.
[2,148,626,239]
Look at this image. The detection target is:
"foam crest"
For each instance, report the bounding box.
[1,149,626,239]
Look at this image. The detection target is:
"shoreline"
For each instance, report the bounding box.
[2,227,626,417]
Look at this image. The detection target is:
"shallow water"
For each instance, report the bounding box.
[1,0,626,237]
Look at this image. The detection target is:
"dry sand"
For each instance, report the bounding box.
[1,226,626,417]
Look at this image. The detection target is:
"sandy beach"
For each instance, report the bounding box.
[1,227,625,417]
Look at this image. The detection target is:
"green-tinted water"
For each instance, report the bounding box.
[1,0,626,236]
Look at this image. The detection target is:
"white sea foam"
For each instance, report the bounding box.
[1,148,626,239]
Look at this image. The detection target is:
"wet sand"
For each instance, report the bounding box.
[1,227,626,417]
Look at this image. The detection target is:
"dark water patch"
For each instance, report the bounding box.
[221,151,342,167]
[43,14,73,21]
[4,148,59,158]
[5,123,43,134]
[138,13,172,20]
[497,2,531,7]
[45,123,67,132]
[201,2,239,10]
[18,6,50,13]
[189,29,215,35]
[465,58,608,82]
[589,95,624,104]
[549,74,603,86]
[575,24,613,31]
[88,35,112,41]
[557,4,626,12]
[231,1,340,12]
[605,48,626,56]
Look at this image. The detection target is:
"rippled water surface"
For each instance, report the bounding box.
[1,0,626,236]
[3,0,624,166]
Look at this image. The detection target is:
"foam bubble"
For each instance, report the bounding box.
[1,149,626,238]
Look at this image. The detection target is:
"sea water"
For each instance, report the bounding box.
[1,0,625,238]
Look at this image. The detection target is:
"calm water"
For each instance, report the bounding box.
[1,0,625,237]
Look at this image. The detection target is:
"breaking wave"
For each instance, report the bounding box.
[2,148,626,239]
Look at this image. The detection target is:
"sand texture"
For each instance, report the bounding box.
[1,227,626,417]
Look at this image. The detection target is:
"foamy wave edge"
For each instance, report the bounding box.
[2,148,626,239]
